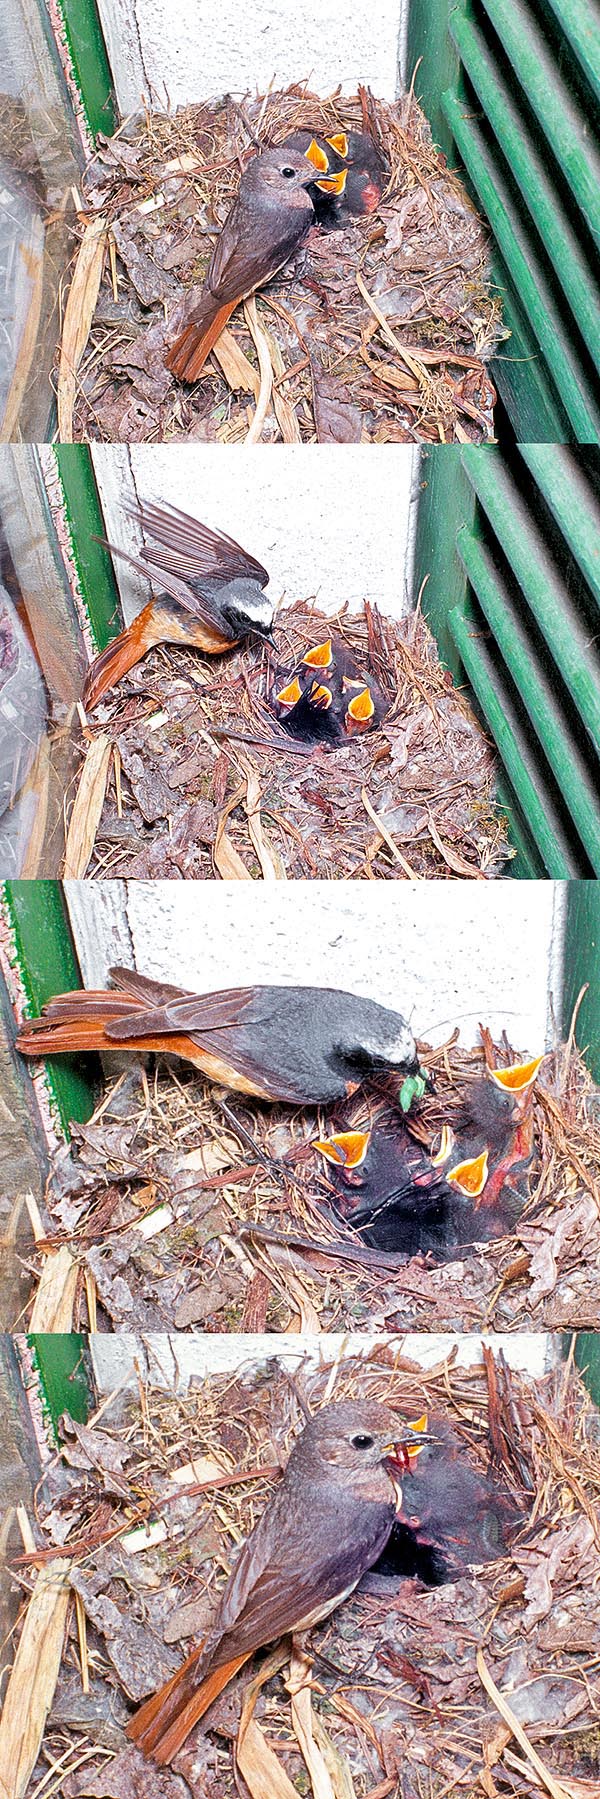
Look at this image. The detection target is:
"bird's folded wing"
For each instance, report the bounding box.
[122,498,269,590]
[202,1491,395,1672]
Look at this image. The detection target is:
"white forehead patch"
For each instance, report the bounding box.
[239,591,273,622]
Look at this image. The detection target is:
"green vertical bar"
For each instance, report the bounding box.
[53,446,123,653]
[406,0,460,158]
[2,880,98,1133]
[563,883,600,1082]
[52,0,117,142]
[413,446,476,681]
[28,1335,92,1434]
[574,1335,600,1409]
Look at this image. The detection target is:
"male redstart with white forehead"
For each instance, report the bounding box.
[83,497,274,711]
[17,967,422,1105]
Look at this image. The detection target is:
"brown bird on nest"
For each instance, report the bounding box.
[125,1399,426,1763]
[166,142,339,383]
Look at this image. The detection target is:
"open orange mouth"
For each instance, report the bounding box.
[346,687,375,726]
[446,1148,489,1198]
[488,1055,544,1093]
[303,639,333,670]
[313,1128,370,1169]
[275,676,302,708]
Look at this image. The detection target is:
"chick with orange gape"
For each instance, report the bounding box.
[281,127,387,221]
[314,1053,544,1255]
[166,143,330,383]
[16,967,423,1105]
[126,1400,426,1764]
[273,634,389,743]
[83,498,274,711]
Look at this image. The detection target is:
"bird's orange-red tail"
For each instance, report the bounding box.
[16,990,143,1058]
[126,1645,251,1764]
[83,604,161,710]
[166,302,237,382]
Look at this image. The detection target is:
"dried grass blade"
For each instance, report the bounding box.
[426,809,486,879]
[264,326,302,442]
[244,767,286,880]
[63,734,112,878]
[237,1646,297,1799]
[356,271,425,380]
[0,1559,71,1799]
[361,786,419,877]
[244,298,274,442]
[237,1720,299,1799]
[57,215,108,441]
[29,1245,78,1332]
[476,1650,572,1799]
[288,1645,336,1799]
[311,1713,358,1799]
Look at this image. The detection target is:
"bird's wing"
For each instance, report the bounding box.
[208,195,306,309]
[205,1487,394,1670]
[121,497,270,591]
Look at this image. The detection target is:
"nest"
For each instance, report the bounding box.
[64,604,510,881]
[60,85,503,444]
[22,1025,600,1333]
[9,1342,600,1799]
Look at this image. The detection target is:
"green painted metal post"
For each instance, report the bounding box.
[53,447,123,652]
[52,0,117,142]
[28,1335,92,1433]
[563,883,600,1083]
[406,0,459,159]
[574,1336,600,1410]
[412,447,475,682]
[2,880,98,1135]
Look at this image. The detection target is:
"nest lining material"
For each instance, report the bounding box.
[65,603,510,881]
[63,85,502,444]
[11,1343,600,1799]
[24,1027,600,1334]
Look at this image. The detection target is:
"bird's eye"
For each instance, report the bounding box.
[281,165,297,178]
[351,1433,374,1450]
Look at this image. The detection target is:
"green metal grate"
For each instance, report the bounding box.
[407,0,600,443]
[416,445,600,879]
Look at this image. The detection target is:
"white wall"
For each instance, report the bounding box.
[91,445,419,625]
[90,1332,559,1392]
[95,0,407,115]
[65,880,567,1053]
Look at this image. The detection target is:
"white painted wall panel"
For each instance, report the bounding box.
[65,880,567,1054]
[90,1331,559,1392]
[95,0,405,115]
[91,445,419,625]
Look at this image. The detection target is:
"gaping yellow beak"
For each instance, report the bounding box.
[313,1128,370,1169]
[275,676,302,708]
[488,1055,544,1093]
[430,1123,455,1167]
[446,1147,489,1198]
[303,639,333,669]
